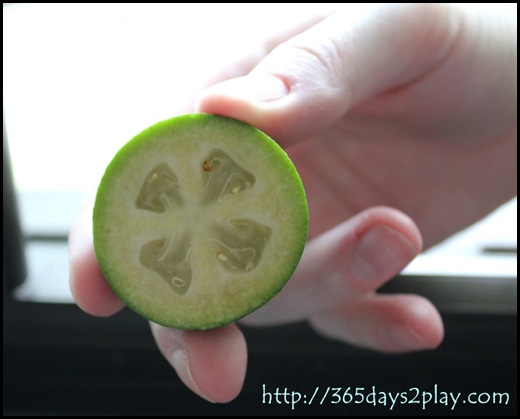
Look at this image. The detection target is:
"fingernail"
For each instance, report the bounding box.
[349,224,418,283]
[171,349,217,403]
[216,74,289,102]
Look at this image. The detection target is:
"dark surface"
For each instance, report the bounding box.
[3,298,517,416]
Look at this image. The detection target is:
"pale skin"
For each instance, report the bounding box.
[69,4,516,403]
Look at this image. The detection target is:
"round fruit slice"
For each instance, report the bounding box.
[93,114,308,330]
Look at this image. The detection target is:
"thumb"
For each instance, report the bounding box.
[197,4,458,146]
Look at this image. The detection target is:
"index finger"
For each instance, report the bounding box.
[68,193,124,316]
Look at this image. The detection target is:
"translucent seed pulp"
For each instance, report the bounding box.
[134,148,270,295]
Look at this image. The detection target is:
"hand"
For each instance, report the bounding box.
[69,4,517,403]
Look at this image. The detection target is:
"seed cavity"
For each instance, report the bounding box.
[136,163,184,213]
[213,219,272,272]
[139,232,192,295]
[201,149,255,204]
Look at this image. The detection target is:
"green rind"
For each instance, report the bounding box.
[93,113,308,330]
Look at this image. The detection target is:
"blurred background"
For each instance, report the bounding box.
[3,3,516,415]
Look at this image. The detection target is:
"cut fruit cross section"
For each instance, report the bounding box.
[93,114,308,330]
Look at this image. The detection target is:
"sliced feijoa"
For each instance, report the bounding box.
[93,113,308,330]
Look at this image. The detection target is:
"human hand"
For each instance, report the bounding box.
[69,4,517,403]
